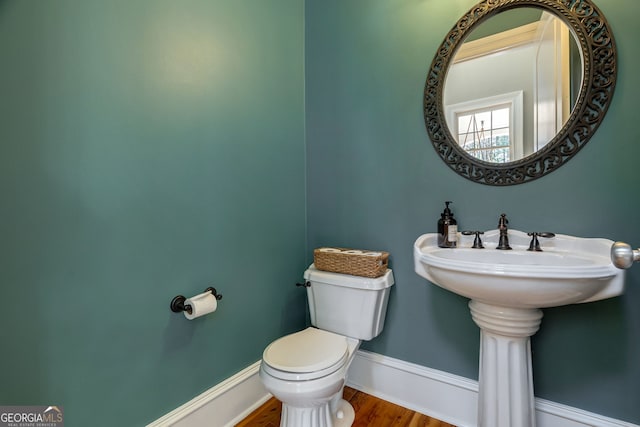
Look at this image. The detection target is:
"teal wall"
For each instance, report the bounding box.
[3,0,639,425]
[0,1,305,426]
[306,0,640,424]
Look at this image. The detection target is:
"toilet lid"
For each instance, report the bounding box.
[262,327,348,373]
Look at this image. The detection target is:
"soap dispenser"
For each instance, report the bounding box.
[438,201,458,248]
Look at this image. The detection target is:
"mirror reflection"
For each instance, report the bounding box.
[443,8,582,163]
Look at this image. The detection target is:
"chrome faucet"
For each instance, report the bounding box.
[496,213,512,250]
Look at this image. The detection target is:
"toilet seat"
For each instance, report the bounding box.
[262,327,348,381]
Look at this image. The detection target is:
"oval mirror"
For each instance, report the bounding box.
[424,0,617,186]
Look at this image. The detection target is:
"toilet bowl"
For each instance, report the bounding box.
[259,265,394,427]
[260,327,361,427]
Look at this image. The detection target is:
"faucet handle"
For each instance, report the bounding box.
[462,230,485,249]
[527,232,555,251]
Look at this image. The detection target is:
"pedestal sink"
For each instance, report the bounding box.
[414,229,625,427]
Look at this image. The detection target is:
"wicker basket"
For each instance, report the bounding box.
[313,247,389,278]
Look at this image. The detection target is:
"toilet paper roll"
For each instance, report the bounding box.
[362,251,382,257]
[183,291,218,320]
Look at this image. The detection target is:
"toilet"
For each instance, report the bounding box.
[259,264,394,427]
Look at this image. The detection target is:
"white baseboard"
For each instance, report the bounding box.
[347,350,639,427]
[146,361,270,427]
[347,350,478,426]
[147,351,638,427]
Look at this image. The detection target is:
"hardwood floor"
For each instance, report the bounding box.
[235,386,456,427]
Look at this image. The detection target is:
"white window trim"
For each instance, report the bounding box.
[445,90,524,161]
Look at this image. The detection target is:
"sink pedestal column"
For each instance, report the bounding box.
[469,300,544,427]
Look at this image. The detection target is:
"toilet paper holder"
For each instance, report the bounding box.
[170,287,223,315]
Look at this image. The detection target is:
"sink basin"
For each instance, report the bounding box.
[414,228,625,427]
[414,229,624,308]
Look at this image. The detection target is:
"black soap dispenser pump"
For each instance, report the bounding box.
[438,201,458,248]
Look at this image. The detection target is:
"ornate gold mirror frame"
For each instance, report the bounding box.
[424,0,617,186]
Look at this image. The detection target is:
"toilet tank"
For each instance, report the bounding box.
[304,264,394,341]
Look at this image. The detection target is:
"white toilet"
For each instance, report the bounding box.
[259,264,394,427]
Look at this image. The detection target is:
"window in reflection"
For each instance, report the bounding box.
[457,106,511,162]
[446,90,523,163]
